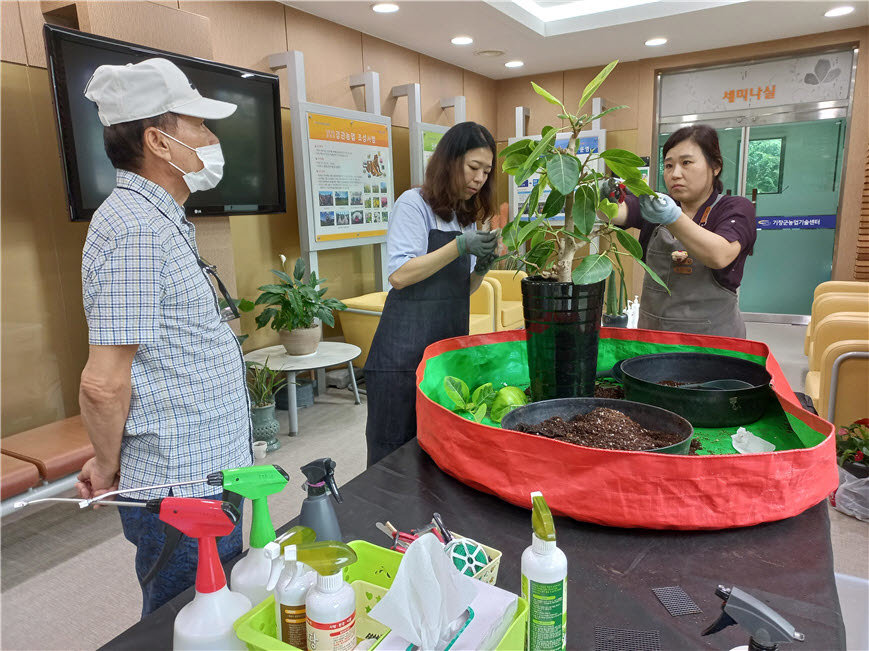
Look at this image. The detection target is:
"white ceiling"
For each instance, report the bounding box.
[284,1,868,80]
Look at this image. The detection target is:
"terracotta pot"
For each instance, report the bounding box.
[279,323,321,356]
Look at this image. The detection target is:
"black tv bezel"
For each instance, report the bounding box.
[43,24,286,222]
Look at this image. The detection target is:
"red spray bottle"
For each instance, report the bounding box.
[139,497,252,650]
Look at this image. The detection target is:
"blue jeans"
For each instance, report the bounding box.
[118,492,244,618]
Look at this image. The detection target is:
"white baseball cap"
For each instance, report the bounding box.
[84,57,237,126]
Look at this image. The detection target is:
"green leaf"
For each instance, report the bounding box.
[597,198,619,222]
[525,239,556,271]
[502,152,527,173]
[531,82,565,110]
[572,254,613,285]
[443,376,470,409]
[491,401,521,424]
[623,175,657,198]
[573,186,598,235]
[515,130,558,185]
[258,283,291,295]
[293,257,305,281]
[237,299,256,312]
[600,148,646,167]
[604,160,642,181]
[615,228,643,259]
[578,60,618,111]
[637,258,670,294]
[270,269,294,284]
[521,183,542,219]
[517,214,545,247]
[499,138,533,159]
[471,383,496,409]
[545,153,581,196]
[472,403,488,424]
[589,105,628,123]
[542,190,565,218]
[541,125,555,140]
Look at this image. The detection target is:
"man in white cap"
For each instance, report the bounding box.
[77,58,252,616]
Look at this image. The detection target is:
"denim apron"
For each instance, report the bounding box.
[364,229,471,466]
[638,194,746,338]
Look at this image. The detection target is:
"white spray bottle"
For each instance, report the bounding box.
[265,543,317,648]
[521,490,568,651]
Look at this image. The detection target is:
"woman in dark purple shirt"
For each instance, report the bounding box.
[610,125,757,338]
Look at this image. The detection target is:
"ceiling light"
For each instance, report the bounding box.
[475,49,505,57]
[451,36,473,46]
[505,60,524,68]
[371,3,398,13]
[824,6,854,17]
[645,37,668,47]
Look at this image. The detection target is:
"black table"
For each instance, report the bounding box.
[103,440,845,650]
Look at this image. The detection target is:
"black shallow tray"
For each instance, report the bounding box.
[618,353,773,428]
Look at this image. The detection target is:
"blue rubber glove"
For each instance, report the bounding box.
[456,230,497,258]
[639,194,682,225]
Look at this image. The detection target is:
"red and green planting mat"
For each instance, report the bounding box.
[415,328,838,530]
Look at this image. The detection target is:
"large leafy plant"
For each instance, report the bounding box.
[498,60,668,312]
[252,255,347,332]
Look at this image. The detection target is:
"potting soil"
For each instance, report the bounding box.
[515,407,692,452]
[419,336,823,455]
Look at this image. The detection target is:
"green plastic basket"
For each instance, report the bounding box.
[233,540,528,651]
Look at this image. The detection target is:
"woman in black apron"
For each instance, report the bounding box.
[611,125,757,337]
[364,122,499,466]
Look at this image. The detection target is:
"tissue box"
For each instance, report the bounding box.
[233,541,526,651]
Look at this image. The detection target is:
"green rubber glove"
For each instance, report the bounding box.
[456,230,497,258]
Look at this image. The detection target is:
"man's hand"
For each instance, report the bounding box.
[76,456,120,503]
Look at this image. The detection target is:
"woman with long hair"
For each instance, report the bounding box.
[609,124,756,337]
[364,121,499,465]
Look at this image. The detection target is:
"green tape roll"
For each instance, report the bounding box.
[445,538,489,577]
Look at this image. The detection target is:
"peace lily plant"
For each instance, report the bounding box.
[498,60,669,312]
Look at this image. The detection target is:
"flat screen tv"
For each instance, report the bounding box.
[43,24,285,221]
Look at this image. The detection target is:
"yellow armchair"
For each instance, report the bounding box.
[469,279,497,335]
[805,292,869,361]
[484,270,527,331]
[804,282,869,355]
[338,292,387,367]
[806,339,869,425]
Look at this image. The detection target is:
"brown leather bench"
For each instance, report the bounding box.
[1,415,94,482]
[0,454,41,500]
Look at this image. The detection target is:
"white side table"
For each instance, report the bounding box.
[244,342,362,437]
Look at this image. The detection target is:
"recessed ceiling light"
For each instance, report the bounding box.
[451,36,473,46]
[475,49,505,57]
[824,6,854,17]
[645,37,668,47]
[505,60,524,68]
[371,3,398,13]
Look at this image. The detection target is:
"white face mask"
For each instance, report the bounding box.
[157,129,225,192]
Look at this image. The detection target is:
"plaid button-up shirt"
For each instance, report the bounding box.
[82,170,252,499]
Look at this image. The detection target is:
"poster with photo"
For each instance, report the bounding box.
[422,128,445,172]
[511,132,605,223]
[307,112,393,242]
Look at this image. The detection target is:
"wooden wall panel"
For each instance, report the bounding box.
[392,126,412,196]
[463,70,497,134]
[419,55,464,126]
[361,34,419,128]
[18,0,51,67]
[495,71,564,141]
[563,61,640,132]
[83,1,212,58]
[179,1,289,107]
[1,64,89,435]
[1,2,28,65]
[284,5,363,111]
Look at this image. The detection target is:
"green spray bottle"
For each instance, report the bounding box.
[220,464,291,605]
[521,491,568,651]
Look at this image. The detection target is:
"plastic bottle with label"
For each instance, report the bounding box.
[306,570,356,651]
[521,491,568,651]
[264,540,318,648]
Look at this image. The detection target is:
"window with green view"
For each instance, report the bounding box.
[745,138,784,194]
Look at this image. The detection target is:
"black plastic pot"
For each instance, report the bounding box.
[602,313,629,328]
[620,353,773,428]
[521,277,605,401]
[501,397,694,454]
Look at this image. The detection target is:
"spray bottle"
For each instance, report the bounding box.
[263,528,318,648]
[300,458,343,541]
[521,491,568,651]
[222,465,291,605]
[135,497,253,651]
[300,541,359,651]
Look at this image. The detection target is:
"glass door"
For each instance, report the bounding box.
[656,127,741,195]
[738,119,846,315]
